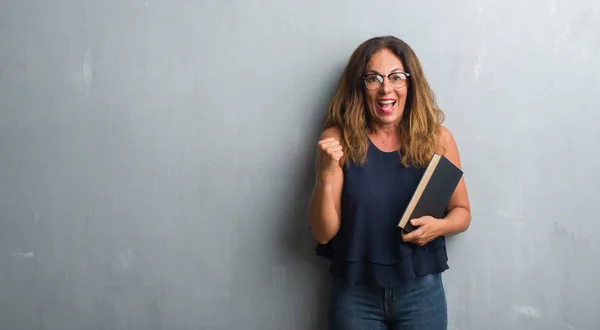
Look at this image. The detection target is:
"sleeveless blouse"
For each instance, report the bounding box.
[315,140,449,288]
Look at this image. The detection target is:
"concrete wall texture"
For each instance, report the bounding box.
[1,0,599,329]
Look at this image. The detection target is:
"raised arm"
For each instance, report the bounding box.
[307,126,345,244]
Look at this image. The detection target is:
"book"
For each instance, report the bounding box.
[398,153,463,233]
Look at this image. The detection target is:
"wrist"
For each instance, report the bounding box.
[317,169,337,185]
[436,217,453,236]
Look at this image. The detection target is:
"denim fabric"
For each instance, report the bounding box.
[328,273,447,330]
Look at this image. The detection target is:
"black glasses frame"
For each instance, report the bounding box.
[361,72,411,90]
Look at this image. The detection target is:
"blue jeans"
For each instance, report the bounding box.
[327,273,447,330]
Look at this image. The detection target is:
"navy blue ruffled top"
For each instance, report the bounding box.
[315,139,449,288]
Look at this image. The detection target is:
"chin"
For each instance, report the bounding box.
[370,106,402,125]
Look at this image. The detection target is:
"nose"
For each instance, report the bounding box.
[380,76,393,94]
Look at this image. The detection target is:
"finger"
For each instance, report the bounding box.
[404,229,421,242]
[326,146,342,156]
[325,146,342,155]
[411,217,430,227]
[319,138,339,146]
[323,142,340,150]
[332,151,344,160]
[318,137,336,144]
[326,145,343,153]
[402,235,412,243]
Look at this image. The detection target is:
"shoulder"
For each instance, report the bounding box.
[437,125,461,166]
[437,125,455,149]
[320,125,343,141]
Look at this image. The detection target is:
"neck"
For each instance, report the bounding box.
[368,122,401,151]
[369,121,399,138]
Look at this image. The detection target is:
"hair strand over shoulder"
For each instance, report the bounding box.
[323,35,445,168]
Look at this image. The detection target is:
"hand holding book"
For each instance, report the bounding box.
[398,153,463,234]
[400,216,444,246]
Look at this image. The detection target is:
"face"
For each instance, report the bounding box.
[363,48,409,127]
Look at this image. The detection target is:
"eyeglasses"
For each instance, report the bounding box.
[361,72,410,90]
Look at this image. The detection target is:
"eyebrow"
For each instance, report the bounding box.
[364,68,404,75]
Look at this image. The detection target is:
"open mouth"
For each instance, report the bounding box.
[377,99,396,113]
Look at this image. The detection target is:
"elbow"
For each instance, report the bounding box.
[308,220,337,245]
[457,209,472,233]
[315,235,332,245]
[442,206,471,236]
[463,207,472,227]
[309,225,335,245]
[307,206,340,244]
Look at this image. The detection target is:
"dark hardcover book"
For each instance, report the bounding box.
[398,153,463,233]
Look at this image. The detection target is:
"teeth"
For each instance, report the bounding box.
[378,100,395,104]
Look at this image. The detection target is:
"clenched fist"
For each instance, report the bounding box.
[316,137,343,181]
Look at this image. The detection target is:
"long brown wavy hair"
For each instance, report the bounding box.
[323,35,445,168]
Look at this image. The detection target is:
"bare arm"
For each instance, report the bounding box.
[401,126,471,245]
[437,126,471,236]
[307,127,344,244]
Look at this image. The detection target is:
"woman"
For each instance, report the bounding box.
[308,35,471,330]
